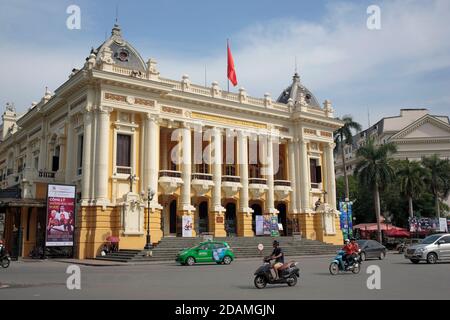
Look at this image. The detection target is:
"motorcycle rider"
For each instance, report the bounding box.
[270,240,284,280]
[343,238,359,266]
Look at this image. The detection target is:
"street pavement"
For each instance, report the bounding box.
[0,253,448,299]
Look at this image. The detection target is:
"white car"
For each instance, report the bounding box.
[404,233,450,264]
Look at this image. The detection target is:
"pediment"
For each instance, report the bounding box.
[390,115,450,140]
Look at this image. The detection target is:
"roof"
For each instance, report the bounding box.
[276,73,321,108]
[93,24,147,72]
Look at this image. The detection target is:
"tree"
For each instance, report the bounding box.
[354,139,397,243]
[422,155,450,218]
[396,160,428,219]
[334,115,362,201]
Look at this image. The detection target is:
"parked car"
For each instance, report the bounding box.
[176,241,235,266]
[356,240,387,261]
[405,233,450,264]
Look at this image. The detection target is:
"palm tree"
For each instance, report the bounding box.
[354,139,397,243]
[396,160,428,219]
[334,116,362,201]
[422,155,450,218]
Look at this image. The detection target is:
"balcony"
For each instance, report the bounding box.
[274,180,292,201]
[221,175,242,198]
[191,173,214,197]
[311,182,323,190]
[158,170,183,195]
[248,177,268,200]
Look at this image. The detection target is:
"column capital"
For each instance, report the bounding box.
[97,106,113,114]
[145,112,160,123]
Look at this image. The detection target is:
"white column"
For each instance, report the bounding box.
[287,140,298,213]
[265,136,277,214]
[38,135,46,170]
[238,131,251,213]
[212,128,225,212]
[180,124,194,212]
[65,117,74,183]
[325,142,337,210]
[81,109,93,204]
[146,114,161,208]
[299,140,310,211]
[94,106,111,205]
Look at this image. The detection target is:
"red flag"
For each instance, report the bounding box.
[227,40,238,86]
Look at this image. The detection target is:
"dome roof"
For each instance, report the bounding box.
[276,73,321,108]
[93,24,147,72]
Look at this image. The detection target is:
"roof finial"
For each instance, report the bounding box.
[295,56,297,74]
[115,4,119,24]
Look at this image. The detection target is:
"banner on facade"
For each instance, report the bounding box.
[263,216,271,235]
[339,201,353,240]
[182,215,193,237]
[255,215,264,236]
[45,184,76,247]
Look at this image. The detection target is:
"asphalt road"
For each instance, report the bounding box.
[0,253,448,300]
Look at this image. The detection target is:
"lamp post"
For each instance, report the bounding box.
[143,187,155,250]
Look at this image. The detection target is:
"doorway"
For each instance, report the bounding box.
[169,200,177,234]
[251,203,262,234]
[198,201,209,234]
[276,203,287,236]
[225,202,237,236]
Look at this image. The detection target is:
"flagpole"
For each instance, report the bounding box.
[227,38,230,92]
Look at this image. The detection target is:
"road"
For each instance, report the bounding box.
[0,253,448,299]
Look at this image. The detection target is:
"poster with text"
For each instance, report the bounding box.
[182,215,193,237]
[46,184,76,247]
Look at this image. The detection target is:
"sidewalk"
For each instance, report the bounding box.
[52,253,338,267]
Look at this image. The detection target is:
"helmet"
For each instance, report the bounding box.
[273,240,279,246]
[344,239,350,244]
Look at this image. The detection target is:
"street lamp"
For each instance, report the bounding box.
[142,187,156,250]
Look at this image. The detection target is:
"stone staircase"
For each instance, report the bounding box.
[95,236,340,263]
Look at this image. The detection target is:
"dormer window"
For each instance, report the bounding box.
[114,49,129,62]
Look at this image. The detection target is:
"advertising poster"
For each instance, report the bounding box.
[439,218,448,232]
[409,217,441,233]
[270,216,279,237]
[46,184,76,247]
[255,215,264,236]
[182,215,193,237]
[263,216,271,235]
[339,201,352,240]
[448,219,450,233]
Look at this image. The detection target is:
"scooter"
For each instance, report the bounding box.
[253,256,300,289]
[329,250,361,275]
[0,244,11,268]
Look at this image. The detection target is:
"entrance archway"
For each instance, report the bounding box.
[251,203,263,235]
[225,202,237,236]
[169,200,177,235]
[198,201,208,234]
[276,203,287,236]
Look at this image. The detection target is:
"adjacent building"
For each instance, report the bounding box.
[0,24,343,259]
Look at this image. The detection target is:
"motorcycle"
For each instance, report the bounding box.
[329,250,361,275]
[253,256,300,289]
[0,245,11,268]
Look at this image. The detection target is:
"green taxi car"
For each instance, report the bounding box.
[176,241,235,266]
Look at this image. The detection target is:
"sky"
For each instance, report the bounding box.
[0,0,449,129]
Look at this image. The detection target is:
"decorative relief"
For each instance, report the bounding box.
[275,126,289,133]
[162,106,183,115]
[320,131,332,138]
[191,112,267,129]
[134,98,155,107]
[119,112,131,123]
[304,128,317,135]
[105,92,127,102]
